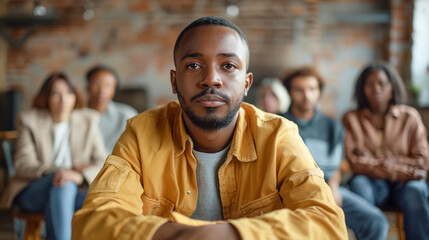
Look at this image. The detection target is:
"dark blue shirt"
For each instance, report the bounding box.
[284,110,344,182]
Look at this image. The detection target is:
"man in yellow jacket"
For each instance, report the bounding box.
[72,16,347,240]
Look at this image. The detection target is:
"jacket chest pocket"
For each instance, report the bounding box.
[142,195,175,218]
[240,191,283,218]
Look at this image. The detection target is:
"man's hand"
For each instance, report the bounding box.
[53,169,83,187]
[152,222,241,240]
[329,185,343,207]
[413,169,427,180]
[327,170,342,207]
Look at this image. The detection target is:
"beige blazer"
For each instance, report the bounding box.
[1,108,107,208]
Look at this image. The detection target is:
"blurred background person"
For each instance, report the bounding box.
[256,77,290,114]
[343,61,429,240]
[86,65,138,154]
[0,72,107,240]
[283,66,389,240]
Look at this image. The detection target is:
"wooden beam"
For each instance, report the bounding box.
[0,0,6,93]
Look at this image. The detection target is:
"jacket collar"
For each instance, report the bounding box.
[173,102,257,162]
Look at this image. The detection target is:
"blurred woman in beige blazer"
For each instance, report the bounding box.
[1,72,106,240]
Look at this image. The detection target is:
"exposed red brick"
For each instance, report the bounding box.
[129,2,151,12]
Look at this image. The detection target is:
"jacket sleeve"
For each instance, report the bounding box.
[342,113,387,178]
[384,112,429,181]
[389,111,429,170]
[72,123,168,240]
[14,112,58,179]
[227,124,348,240]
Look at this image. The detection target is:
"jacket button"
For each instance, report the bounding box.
[187,190,191,195]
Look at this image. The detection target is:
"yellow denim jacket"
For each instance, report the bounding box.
[72,101,347,240]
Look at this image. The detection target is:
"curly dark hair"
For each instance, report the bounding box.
[282,66,325,93]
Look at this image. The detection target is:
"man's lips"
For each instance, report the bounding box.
[195,94,226,107]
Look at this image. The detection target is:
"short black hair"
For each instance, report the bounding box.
[173,16,250,70]
[85,65,121,92]
[354,60,407,110]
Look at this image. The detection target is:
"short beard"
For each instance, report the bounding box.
[177,87,243,131]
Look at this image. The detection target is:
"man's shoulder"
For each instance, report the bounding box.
[316,111,342,128]
[74,107,99,115]
[111,101,138,116]
[72,108,101,122]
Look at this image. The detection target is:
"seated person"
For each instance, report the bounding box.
[86,65,138,153]
[343,61,429,239]
[256,77,290,114]
[0,72,107,240]
[72,16,347,240]
[282,66,388,240]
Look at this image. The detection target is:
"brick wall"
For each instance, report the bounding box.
[2,0,411,118]
[388,0,414,83]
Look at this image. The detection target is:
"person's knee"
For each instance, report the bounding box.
[51,182,79,197]
[404,181,427,198]
[351,175,370,183]
[399,181,428,208]
[349,175,370,189]
[371,211,389,228]
[348,175,375,203]
[60,181,79,189]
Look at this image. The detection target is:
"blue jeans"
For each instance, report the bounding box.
[13,172,88,240]
[340,186,389,240]
[349,175,429,240]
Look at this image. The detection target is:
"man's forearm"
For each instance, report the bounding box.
[152,222,241,240]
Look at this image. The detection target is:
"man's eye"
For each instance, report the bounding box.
[186,63,201,70]
[223,63,236,70]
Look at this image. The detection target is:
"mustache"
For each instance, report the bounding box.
[191,88,230,102]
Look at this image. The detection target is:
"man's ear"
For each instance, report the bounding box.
[244,72,253,96]
[170,70,177,94]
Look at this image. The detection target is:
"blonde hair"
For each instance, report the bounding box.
[258,77,290,113]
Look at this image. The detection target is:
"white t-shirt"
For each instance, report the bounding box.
[52,121,72,169]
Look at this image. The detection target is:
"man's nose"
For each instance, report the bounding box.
[200,66,222,88]
[304,90,311,99]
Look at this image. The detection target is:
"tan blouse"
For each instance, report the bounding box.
[342,105,429,182]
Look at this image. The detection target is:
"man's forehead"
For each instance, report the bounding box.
[176,25,248,61]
